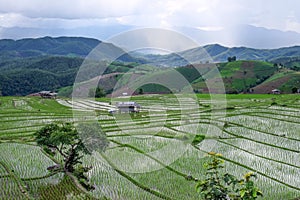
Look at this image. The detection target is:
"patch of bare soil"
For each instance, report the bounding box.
[251,76,290,94]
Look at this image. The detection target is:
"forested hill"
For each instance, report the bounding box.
[0,36,144,96]
[0,36,142,63]
[0,37,100,59]
[0,55,138,96]
[0,56,83,96]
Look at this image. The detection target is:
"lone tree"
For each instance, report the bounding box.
[89,87,106,98]
[292,87,298,94]
[227,56,237,62]
[138,88,144,95]
[35,122,88,172]
[35,122,109,190]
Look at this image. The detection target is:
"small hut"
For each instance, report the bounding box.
[116,102,141,113]
[39,91,58,99]
[271,89,281,94]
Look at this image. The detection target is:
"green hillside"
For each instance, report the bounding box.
[1,58,298,96]
[112,60,283,95]
[0,56,82,96]
[271,56,300,70]
[191,60,278,93]
[252,70,300,94]
[0,37,100,60]
[221,60,276,93]
[0,36,144,63]
[58,64,157,97]
[0,56,137,96]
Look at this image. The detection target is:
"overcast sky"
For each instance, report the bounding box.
[0,0,300,47]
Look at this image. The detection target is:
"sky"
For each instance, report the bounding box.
[0,0,300,48]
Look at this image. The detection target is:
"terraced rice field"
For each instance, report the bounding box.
[0,94,299,199]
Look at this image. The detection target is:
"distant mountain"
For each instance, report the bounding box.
[0,36,144,63]
[0,25,135,42]
[174,25,300,49]
[0,37,99,57]
[132,44,300,67]
[2,24,300,49]
[2,36,300,67]
[182,44,300,63]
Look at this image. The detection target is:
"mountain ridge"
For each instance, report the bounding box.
[2,24,300,49]
[0,36,144,63]
[132,44,300,67]
[1,36,300,66]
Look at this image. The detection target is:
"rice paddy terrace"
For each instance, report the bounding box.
[0,94,299,199]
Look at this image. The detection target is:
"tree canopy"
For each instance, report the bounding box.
[227,56,237,62]
[88,87,106,98]
[35,122,90,173]
[35,122,109,190]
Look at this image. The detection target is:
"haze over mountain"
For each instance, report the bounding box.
[0,25,135,43]
[176,25,300,49]
[1,25,300,49]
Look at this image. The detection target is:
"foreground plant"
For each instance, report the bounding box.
[239,172,263,200]
[196,152,263,200]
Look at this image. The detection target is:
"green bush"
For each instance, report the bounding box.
[196,152,263,200]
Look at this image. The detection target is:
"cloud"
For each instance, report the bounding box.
[0,12,123,29]
[0,0,144,19]
[196,26,224,31]
[0,0,300,38]
[286,19,300,33]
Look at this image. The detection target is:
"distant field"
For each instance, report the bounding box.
[0,94,299,199]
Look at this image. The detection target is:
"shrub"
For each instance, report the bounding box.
[196,152,263,200]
